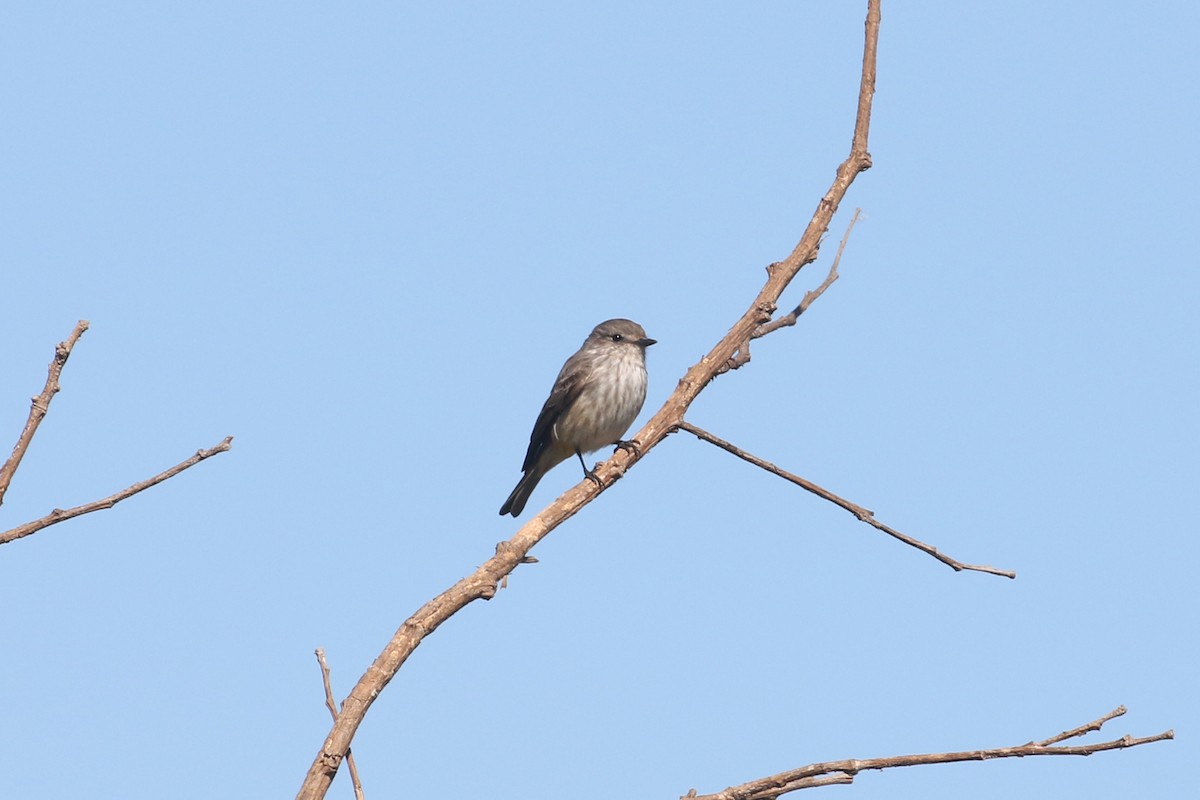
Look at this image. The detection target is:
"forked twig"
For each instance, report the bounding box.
[1035,704,1128,746]
[754,209,862,339]
[675,420,1015,579]
[686,707,1172,799]
[0,437,234,546]
[315,649,365,800]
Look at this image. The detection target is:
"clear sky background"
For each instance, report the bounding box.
[2,2,1196,798]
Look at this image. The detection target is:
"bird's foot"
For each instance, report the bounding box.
[614,438,643,457]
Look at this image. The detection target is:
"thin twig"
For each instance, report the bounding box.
[315,649,365,800]
[0,437,234,546]
[687,707,1172,800]
[1035,705,1126,746]
[754,210,861,339]
[775,774,855,793]
[0,320,90,507]
[675,420,1015,579]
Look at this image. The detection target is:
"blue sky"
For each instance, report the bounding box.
[2,2,1196,798]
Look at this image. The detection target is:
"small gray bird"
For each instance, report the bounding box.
[500,318,656,517]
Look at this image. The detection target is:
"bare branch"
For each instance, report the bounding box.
[686,707,1173,800]
[754,210,861,339]
[0,437,234,547]
[773,774,855,793]
[675,421,1015,579]
[315,649,365,800]
[296,4,885,796]
[0,320,89,507]
[1035,705,1127,746]
[294,6,1169,799]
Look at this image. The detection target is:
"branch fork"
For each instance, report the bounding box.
[0,322,234,547]
[686,707,1171,800]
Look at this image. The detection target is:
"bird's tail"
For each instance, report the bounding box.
[499,467,545,517]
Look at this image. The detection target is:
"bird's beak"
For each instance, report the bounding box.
[639,337,657,347]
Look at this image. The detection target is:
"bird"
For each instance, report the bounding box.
[499,318,656,517]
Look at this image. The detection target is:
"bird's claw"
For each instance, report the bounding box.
[614,438,642,457]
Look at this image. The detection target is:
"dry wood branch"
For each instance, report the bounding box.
[675,421,1015,579]
[686,707,1172,800]
[297,5,883,797]
[1034,704,1128,746]
[315,649,365,800]
[754,210,861,339]
[0,320,89,507]
[0,437,234,546]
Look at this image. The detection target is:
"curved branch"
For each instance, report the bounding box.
[296,4,882,797]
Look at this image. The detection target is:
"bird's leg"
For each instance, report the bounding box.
[576,450,602,487]
[614,438,642,457]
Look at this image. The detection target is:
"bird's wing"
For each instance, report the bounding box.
[520,370,586,473]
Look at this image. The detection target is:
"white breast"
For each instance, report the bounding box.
[553,347,648,454]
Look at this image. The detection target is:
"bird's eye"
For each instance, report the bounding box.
[611,334,623,341]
